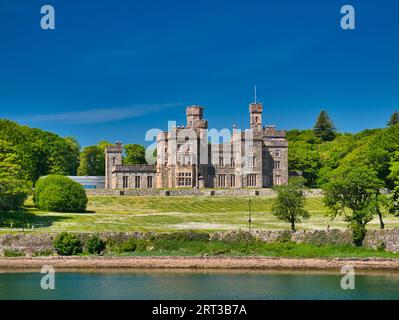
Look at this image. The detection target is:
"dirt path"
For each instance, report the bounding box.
[1,256,399,271]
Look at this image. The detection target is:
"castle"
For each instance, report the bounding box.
[105,101,288,189]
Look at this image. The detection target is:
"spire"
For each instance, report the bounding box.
[254,85,257,104]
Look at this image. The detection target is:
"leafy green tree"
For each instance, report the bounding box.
[77,146,104,176]
[98,140,112,152]
[388,111,399,127]
[313,110,337,142]
[287,130,322,187]
[64,137,81,175]
[124,144,146,165]
[388,152,399,216]
[323,166,384,245]
[271,177,310,231]
[0,119,80,181]
[0,139,31,210]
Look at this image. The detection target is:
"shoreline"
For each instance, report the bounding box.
[1,256,399,271]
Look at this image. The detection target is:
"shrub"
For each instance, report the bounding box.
[0,178,31,211]
[34,175,88,212]
[118,239,151,253]
[53,232,83,256]
[155,231,209,242]
[3,249,25,257]
[87,235,106,255]
[351,223,366,247]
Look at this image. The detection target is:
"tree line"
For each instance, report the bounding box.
[273,110,399,245]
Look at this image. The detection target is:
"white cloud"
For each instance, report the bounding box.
[18,103,180,124]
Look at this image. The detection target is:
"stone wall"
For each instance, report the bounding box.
[1,229,399,256]
[86,188,323,197]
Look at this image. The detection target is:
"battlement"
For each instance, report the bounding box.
[186,105,203,117]
[249,103,263,113]
[105,142,123,153]
[263,126,286,138]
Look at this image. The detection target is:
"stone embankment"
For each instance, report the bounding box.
[1,229,399,256]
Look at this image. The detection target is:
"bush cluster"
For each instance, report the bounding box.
[53,232,83,256]
[86,235,106,255]
[34,175,88,212]
[53,233,107,256]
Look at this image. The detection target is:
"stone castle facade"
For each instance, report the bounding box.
[105,101,288,189]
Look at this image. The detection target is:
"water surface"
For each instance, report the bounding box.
[1,270,398,300]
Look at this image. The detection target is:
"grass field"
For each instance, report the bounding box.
[0,196,399,233]
[1,196,399,233]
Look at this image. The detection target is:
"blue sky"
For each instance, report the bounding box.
[0,0,398,147]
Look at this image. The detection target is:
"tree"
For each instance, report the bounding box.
[0,119,80,181]
[389,152,399,216]
[98,140,112,151]
[313,110,337,141]
[124,144,146,165]
[286,130,322,187]
[323,165,384,246]
[0,139,31,210]
[64,137,81,175]
[271,177,310,231]
[77,146,104,176]
[388,111,399,127]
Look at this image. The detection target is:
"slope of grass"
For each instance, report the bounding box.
[0,196,398,233]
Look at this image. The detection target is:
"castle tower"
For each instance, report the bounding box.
[249,102,263,129]
[186,106,208,129]
[105,142,123,189]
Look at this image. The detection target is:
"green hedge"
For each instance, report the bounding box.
[34,175,87,212]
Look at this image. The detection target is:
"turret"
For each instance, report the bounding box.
[249,102,263,129]
[186,106,208,129]
[105,142,123,189]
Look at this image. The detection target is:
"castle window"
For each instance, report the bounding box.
[113,157,116,165]
[274,161,280,170]
[231,158,235,167]
[248,157,256,167]
[247,174,257,187]
[219,157,224,167]
[147,176,153,188]
[218,175,226,187]
[177,172,192,187]
[275,150,281,157]
[230,174,236,187]
[275,175,282,186]
[122,176,129,188]
[134,176,141,188]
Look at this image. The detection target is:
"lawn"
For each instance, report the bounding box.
[1,195,399,233]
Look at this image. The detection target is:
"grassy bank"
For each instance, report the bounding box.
[104,239,399,259]
[1,195,398,233]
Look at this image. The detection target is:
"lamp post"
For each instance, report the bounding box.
[248,199,252,235]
